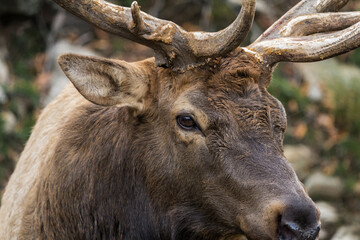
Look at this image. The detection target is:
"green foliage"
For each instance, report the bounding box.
[326,74,360,183]
[347,48,360,68]
[269,64,360,191]
[211,0,236,30]
[329,76,360,135]
[0,80,39,189]
[0,22,42,190]
[111,38,125,54]
[268,69,310,117]
[0,113,14,190]
[8,23,45,81]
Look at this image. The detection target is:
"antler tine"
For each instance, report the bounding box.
[255,0,350,42]
[249,21,360,64]
[280,12,360,37]
[52,0,256,70]
[187,0,256,58]
[131,2,146,34]
[246,0,360,66]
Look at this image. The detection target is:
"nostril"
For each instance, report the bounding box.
[311,225,321,239]
[278,217,300,240]
[278,215,321,240]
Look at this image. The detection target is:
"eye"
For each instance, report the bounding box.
[274,125,285,138]
[274,125,283,133]
[176,115,200,131]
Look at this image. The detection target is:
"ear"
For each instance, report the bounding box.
[58,53,154,110]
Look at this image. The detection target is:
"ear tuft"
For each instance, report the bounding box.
[58,54,72,72]
[58,53,152,109]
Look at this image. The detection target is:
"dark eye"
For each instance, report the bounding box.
[274,125,283,133]
[177,115,199,131]
[274,125,285,138]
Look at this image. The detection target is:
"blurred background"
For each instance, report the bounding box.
[0,0,359,239]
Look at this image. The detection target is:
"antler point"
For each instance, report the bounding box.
[131,0,145,33]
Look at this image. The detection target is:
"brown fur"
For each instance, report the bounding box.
[1,48,319,240]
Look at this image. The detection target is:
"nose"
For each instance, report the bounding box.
[277,199,320,240]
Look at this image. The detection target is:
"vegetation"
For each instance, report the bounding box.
[269,64,360,192]
[0,17,45,190]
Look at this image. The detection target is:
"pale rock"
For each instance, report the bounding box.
[0,36,9,103]
[354,182,360,197]
[0,61,9,85]
[331,225,360,240]
[42,40,97,106]
[317,202,338,239]
[0,86,7,104]
[319,229,328,240]
[316,201,339,224]
[305,172,344,201]
[2,111,17,134]
[0,37,9,85]
[284,144,317,180]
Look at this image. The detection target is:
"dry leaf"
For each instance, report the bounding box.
[293,122,307,140]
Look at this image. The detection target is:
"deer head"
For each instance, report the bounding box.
[51,0,360,239]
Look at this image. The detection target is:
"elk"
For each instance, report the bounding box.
[0,0,359,239]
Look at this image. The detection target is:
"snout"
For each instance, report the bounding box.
[277,204,320,240]
[239,194,320,240]
[276,198,320,240]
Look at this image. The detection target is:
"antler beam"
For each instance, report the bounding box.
[52,0,256,70]
[247,0,360,66]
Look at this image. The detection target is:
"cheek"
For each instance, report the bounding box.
[171,125,210,163]
[174,129,204,145]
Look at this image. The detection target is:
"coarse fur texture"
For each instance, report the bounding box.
[2,0,360,237]
[0,49,320,240]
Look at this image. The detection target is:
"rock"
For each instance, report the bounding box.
[331,225,360,240]
[0,61,9,86]
[2,111,17,134]
[42,40,97,106]
[0,36,9,104]
[0,86,7,104]
[319,229,329,240]
[0,37,9,85]
[284,144,317,180]
[354,182,360,197]
[316,202,339,239]
[305,172,344,201]
[316,202,339,225]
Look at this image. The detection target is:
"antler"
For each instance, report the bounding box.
[246,0,360,66]
[52,0,256,70]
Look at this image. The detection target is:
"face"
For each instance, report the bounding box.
[145,52,320,239]
[59,50,320,240]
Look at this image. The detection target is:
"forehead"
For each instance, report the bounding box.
[178,58,273,108]
[157,49,280,113]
